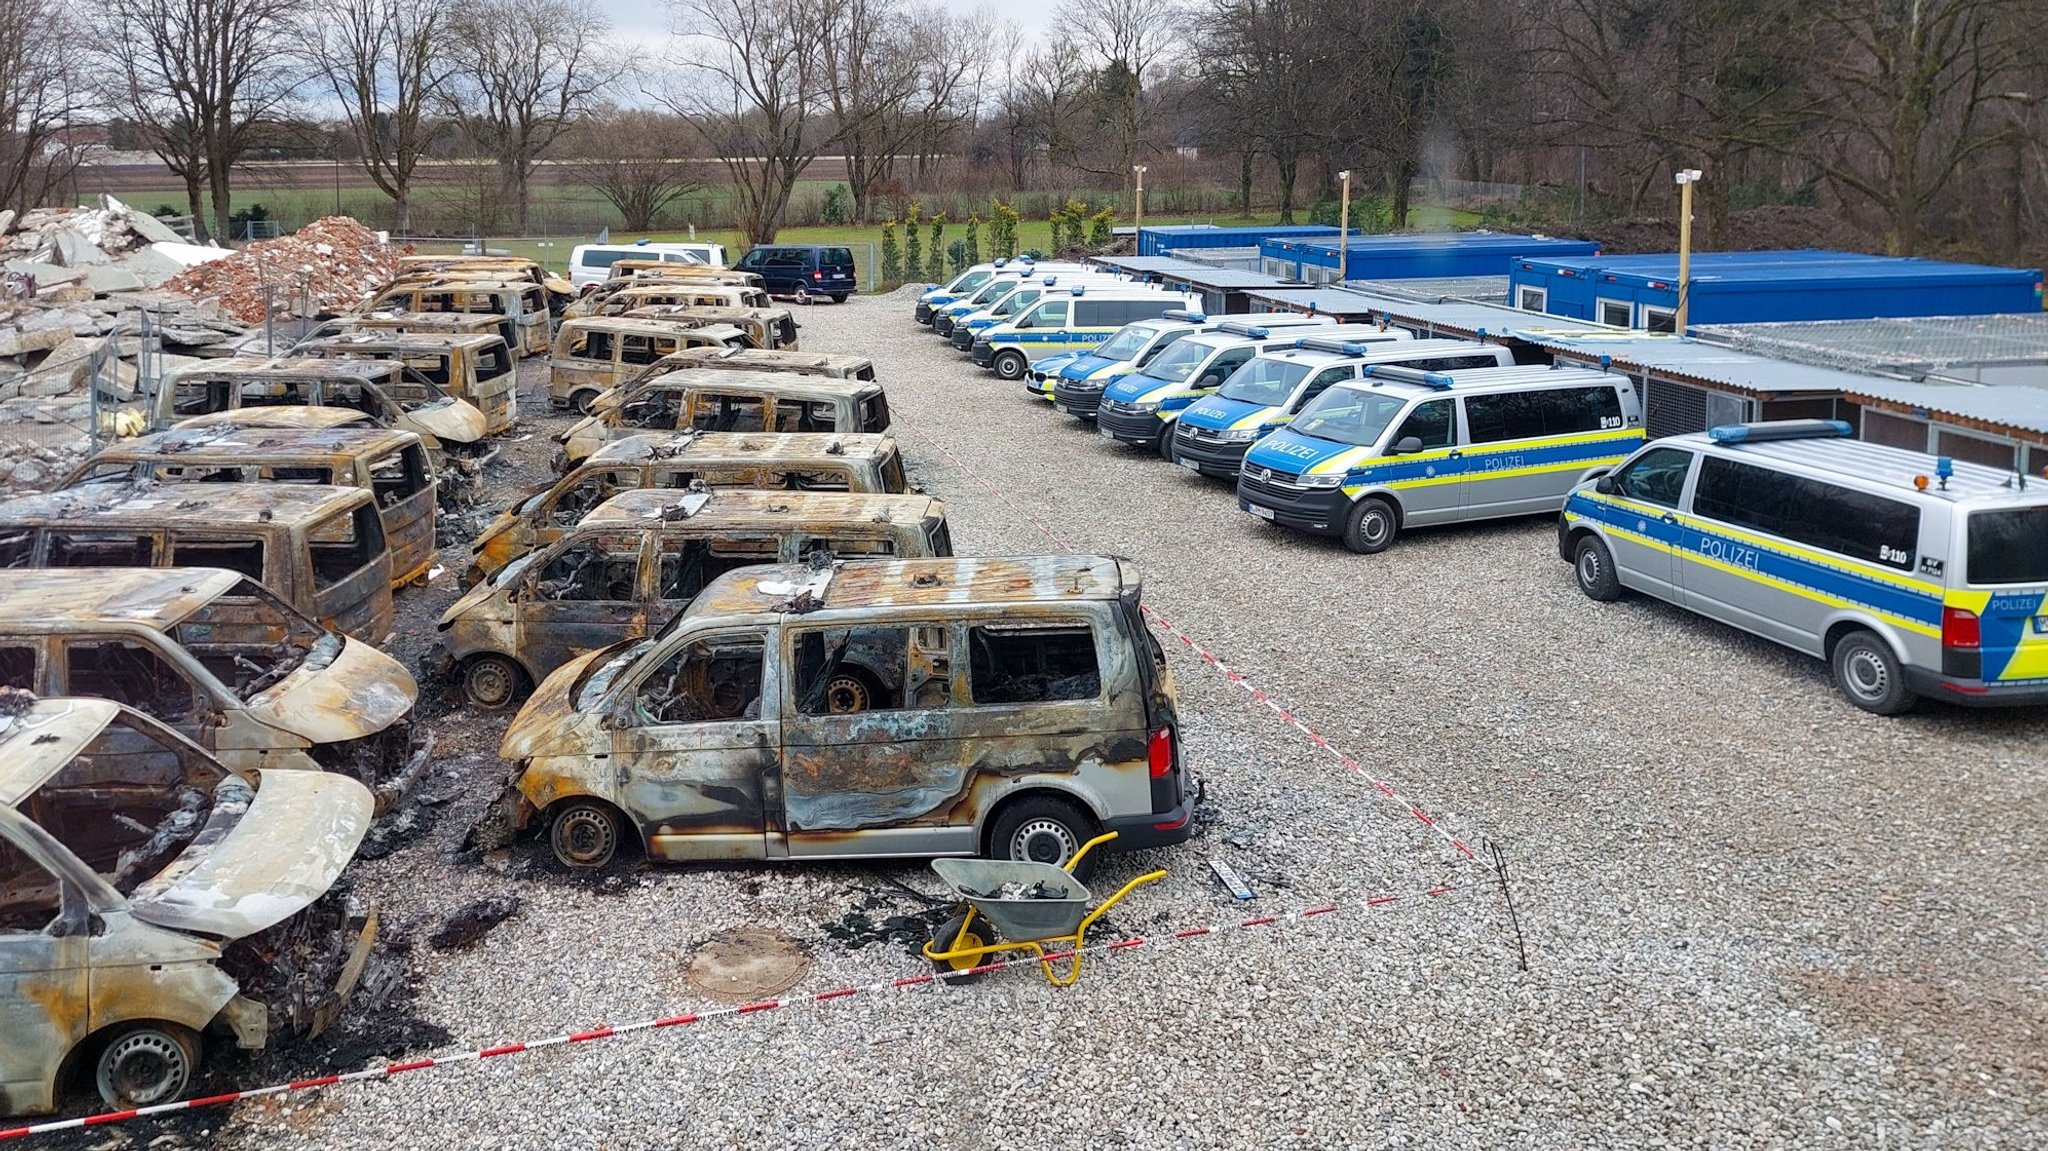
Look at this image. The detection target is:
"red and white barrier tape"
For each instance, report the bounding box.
[892,417,1479,863]
[0,886,1460,1142]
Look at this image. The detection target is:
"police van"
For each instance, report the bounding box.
[1237,362,1642,553]
[1558,420,2048,714]
[915,260,1083,324]
[972,285,1202,381]
[1025,310,1215,398]
[934,273,1112,339]
[1172,336,1505,477]
[1073,316,1345,437]
[946,274,1137,352]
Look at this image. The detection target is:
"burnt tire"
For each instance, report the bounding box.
[989,796,1098,881]
[1341,497,1398,554]
[1831,630,1915,716]
[571,390,602,416]
[460,654,528,710]
[549,799,623,869]
[94,1023,196,1109]
[930,911,999,984]
[1573,535,1623,601]
[992,350,1029,381]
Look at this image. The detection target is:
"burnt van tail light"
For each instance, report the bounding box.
[1148,725,1175,777]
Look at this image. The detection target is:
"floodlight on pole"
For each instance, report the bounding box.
[1133,165,1148,237]
[1337,170,1352,282]
[1673,169,1704,335]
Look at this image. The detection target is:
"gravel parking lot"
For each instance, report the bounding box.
[63,293,2044,1150]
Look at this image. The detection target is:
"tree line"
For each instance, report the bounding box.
[3,0,2043,258]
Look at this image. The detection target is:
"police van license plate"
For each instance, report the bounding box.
[1099,426,1116,440]
[1054,403,1069,413]
[1246,502,1275,520]
[1179,459,1199,472]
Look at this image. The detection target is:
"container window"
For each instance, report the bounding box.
[1599,300,1631,327]
[1516,286,1547,312]
[634,635,764,724]
[1966,508,2048,585]
[968,624,1101,704]
[1693,456,1919,570]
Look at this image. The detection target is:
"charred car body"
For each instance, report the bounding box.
[0,693,374,1116]
[0,569,424,810]
[482,555,1196,874]
[358,278,552,357]
[548,317,752,415]
[466,431,911,586]
[436,488,952,708]
[620,304,800,351]
[555,368,891,472]
[295,333,519,437]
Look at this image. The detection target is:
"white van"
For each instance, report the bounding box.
[570,243,729,291]
[914,259,1088,324]
[969,285,1202,381]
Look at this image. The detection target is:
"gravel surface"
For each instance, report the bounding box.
[57,295,2047,1150]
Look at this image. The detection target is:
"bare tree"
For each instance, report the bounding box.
[444,0,621,233]
[821,0,923,224]
[0,0,81,214]
[1057,0,1184,193]
[665,0,836,244]
[562,109,706,231]
[102,0,301,242]
[1199,0,1340,220]
[1015,43,1097,180]
[306,0,456,233]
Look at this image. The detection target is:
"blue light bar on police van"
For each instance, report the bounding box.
[1216,322,1271,339]
[1707,419,1853,444]
[1069,286,1087,295]
[1360,364,1455,389]
[1294,336,1377,357]
[1162,309,1207,322]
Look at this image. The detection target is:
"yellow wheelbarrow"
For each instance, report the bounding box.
[921,832,1167,987]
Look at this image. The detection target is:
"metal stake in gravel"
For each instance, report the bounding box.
[0,888,1460,1143]
[887,415,1484,867]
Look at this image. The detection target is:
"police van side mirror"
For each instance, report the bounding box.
[1391,436,1424,455]
[1594,475,1617,495]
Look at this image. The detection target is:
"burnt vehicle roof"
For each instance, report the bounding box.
[87,422,420,460]
[169,356,405,384]
[178,409,377,431]
[588,431,897,465]
[0,481,371,527]
[297,332,504,355]
[583,488,941,529]
[0,568,245,628]
[346,311,508,331]
[558,315,750,336]
[661,347,872,372]
[689,555,1132,619]
[626,368,883,398]
[625,305,790,321]
[0,696,125,803]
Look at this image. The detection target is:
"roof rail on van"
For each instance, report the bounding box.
[1708,419,1853,444]
[1161,309,1208,322]
[1360,364,1455,389]
[1294,335,1394,357]
[1215,321,1271,339]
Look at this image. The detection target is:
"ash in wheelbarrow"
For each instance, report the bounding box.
[922,832,1165,986]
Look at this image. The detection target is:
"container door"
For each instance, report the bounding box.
[610,631,775,861]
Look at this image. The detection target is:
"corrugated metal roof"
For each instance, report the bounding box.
[1156,266,1295,290]
[1086,255,1209,275]
[1344,276,1512,305]
[1696,314,2048,379]
[1244,287,1404,318]
[1516,250,2043,288]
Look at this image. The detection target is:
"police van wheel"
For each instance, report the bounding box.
[1156,427,1178,460]
[992,351,1029,381]
[1573,536,1623,601]
[1342,498,1398,554]
[461,654,528,710]
[1830,631,1915,715]
[989,796,1098,881]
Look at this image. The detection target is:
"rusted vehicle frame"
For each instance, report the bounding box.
[295,333,519,436]
[548,317,752,414]
[564,281,771,321]
[484,555,1195,873]
[644,346,876,382]
[0,483,397,644]
[621,304,800,351]
[0,568,426,809]
[0,694,376,1117]
[62,425,440,590]
[359,278,552,357]
[555,368,890,472]
[435,489,950,708]
[465,431,909,586]
[323,309,524,364]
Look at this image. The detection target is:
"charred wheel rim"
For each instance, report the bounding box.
[462,655,522,709]
[551,803,618,868]
[823,674,870,714]
[97,1029,191,1107]
[572,390,600,416]
[1010,817,1081,866]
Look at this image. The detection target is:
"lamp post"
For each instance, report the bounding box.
[1336,170,1352,282]
[1133,165,1148,240]
[1673,168,1703,334]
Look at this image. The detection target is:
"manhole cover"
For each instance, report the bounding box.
[684,927,811,1001]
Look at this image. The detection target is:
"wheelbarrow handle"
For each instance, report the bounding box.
[1076,868,1168,939]
[1063,831,1121,874]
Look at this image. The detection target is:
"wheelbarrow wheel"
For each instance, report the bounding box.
[931,911,1000,984]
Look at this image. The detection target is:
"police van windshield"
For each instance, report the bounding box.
[1217,359,1310,406]
[1291,389,1411,448]
[1093,326,1157,363]
[1135,339,1218,384]
[948,270,992,294]
[968,279,1019,306]
[1967,506,2048,584]
[991,289,1040,318]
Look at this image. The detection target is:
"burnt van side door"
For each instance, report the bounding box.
[611,630,775,861]
[513,529,651,677]
[779,620,971,858]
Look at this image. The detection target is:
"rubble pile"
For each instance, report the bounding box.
[1,197,256,493]
[164,216,398,324]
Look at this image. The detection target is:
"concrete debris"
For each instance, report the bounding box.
[162,217,398,324]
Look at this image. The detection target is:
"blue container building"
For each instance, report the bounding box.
[1258,232,1602,284]
[1137,224,1343,258]
[1507,250,2045,329]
